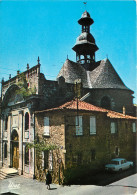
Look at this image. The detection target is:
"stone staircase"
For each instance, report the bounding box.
[0,168,19,180]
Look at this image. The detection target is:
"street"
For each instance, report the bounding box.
[0,173,137,195]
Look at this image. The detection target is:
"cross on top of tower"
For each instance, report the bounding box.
[83,2,87,10]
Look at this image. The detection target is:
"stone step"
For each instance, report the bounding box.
[0,168,19,180]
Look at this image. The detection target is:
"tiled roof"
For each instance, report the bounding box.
[56,59,131,91]
[36,99,136,120]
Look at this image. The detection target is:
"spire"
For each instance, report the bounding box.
[72,10,98,67]
[27,63,29,70]
[37,56,40,65]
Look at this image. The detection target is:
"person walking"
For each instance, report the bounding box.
[46,170,52,190]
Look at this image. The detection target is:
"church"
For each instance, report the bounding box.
[0,10,136,182]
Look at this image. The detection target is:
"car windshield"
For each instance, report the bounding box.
[111,160,119,165]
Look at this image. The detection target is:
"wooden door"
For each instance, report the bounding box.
[12,143,19,169]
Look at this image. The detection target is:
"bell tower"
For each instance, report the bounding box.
[72,11,99,68]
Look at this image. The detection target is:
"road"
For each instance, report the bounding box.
[0,173,137,195]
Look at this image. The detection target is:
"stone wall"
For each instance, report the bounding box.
[35,111,66,183]
[64,110,136,170]
[84,88,134,115]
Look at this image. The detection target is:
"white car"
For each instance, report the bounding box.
[105,158,133,172]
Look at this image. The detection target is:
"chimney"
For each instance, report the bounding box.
[123,106,126,115]
[9,74,11,79]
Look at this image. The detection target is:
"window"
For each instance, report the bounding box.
[25,146,29,165]
[90,116,96,135]
[111,122,118,134]
[25,112,29,130]
[101,96,111,109]
[4,143,7,158]
[91,149,96,160]
[132,122,136,132]
[44,117,50,136]
[86,26,89,32]
[42,150,49,170]
[115,147,119,156]
[76,116,83,136]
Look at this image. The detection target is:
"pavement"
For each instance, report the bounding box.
[0,174,137,195]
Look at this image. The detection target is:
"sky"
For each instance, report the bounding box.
[0,0,136,103]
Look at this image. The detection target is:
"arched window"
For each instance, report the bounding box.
[101,96,111,110]
[25,112,29,130]
[25,146,29,165]
[4,143,7,158]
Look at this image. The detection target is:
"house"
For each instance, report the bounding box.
[35,99,136,183]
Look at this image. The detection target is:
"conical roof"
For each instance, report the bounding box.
[57,59,88,86]
[89,59,130,90]
[57,59,132,91]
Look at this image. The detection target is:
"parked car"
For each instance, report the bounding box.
[105,158,133,172]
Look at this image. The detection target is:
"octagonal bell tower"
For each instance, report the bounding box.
[72,11,99,69]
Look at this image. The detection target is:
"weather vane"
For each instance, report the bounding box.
[83,2,87,10]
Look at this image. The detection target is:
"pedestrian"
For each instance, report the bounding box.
[46,170,52,190]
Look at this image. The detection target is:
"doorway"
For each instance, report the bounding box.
[11,130,19,169]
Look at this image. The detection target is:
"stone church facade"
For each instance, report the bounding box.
[0,10,136,180]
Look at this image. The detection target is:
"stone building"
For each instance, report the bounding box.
[35,99,136,183]
[0,62,42,177]
[0,9,136,181]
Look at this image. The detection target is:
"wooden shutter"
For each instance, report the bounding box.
[111,122,116,133]
[76,116,83,135]
[44,117,49,136]
[132,122,136,132]
[90,116,96,135]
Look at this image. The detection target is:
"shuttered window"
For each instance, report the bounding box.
[42,151,49,170]
[90,116,96,135]
[111,122,117,134]
[132,122,136,132]
[44,117,50,136]
[76,116,83,135]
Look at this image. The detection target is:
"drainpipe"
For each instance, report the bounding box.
[1,117,3,167]
[33,112,36,179]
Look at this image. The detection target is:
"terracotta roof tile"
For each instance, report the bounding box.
[36,99,137,120]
